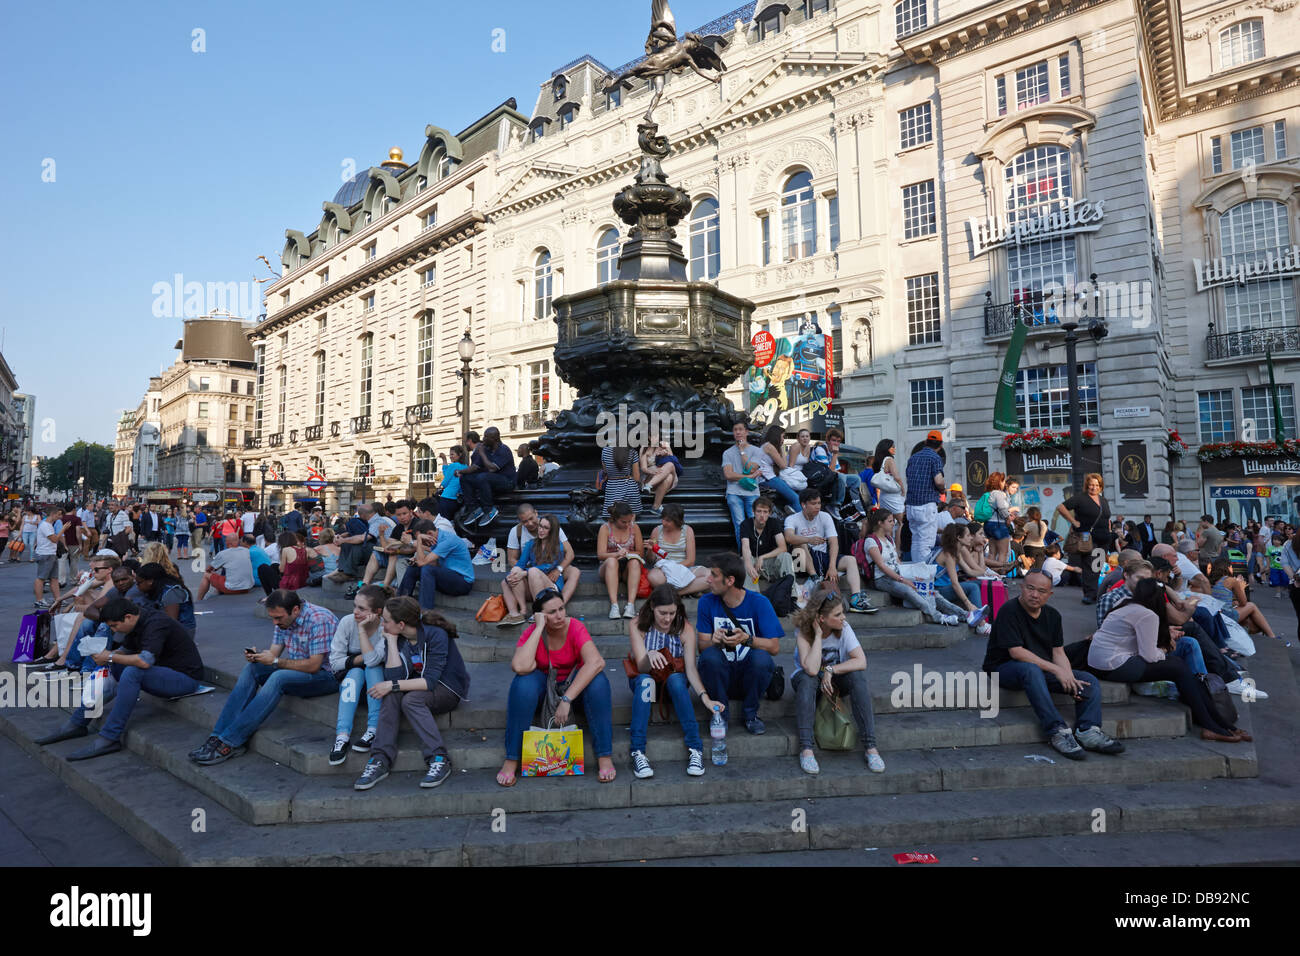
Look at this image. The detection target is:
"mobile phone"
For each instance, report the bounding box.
[244,646,256,655]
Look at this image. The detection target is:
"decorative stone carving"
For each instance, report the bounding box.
[750,137,837,197]
[1183,1,1297,38]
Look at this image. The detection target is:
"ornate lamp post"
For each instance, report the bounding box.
[456,330,476,447]
[259,462,269,513]
[401,412,422,499]
[1057,274,1108,494]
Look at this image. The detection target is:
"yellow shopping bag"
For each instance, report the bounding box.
[520,723,584,776]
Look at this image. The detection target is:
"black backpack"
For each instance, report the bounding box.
[764,574,796,617]
[1198,673,1238,728]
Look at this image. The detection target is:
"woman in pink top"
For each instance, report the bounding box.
[497,588,615,786]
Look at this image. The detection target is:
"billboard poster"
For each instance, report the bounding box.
[744,317,836,434]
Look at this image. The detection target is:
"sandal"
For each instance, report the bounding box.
[496,768,517,787]
[598,762,617,783]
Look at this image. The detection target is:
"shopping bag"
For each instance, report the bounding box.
[13,612,50,664]
[814,693,859,751]
[520,722,584,776]
[779,467,807,492]
[475,594,507,623]
[81,667,117,715]
[636,565,652,598]
[52,613,81,655]
[898,562,936,597]
[1221,616,1256,657]
[979,578,1008,622]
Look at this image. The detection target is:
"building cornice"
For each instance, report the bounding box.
[249,210,488,341]
[896,0,1113,65]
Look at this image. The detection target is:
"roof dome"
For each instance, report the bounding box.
[333,170,372,208]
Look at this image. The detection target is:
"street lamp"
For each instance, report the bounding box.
[1057,274,1108,494]
[456,329,476,447]
[259,462,269,513]
[401,415,422,499]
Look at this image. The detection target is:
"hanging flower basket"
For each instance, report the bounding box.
[1000,429,1098,451]
[1164,429,1189,456]
[1197,439,1300,462]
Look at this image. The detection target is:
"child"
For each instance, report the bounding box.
[1040,543,1081,587]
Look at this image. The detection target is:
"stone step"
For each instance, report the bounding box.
[1,704,1278,866]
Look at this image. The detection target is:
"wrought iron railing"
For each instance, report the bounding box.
[511,409,550,431]
[1206,326,1300,361]
[405,402,434,424]
[984,294,1061,338]
[303,424,323,441]
[351,415,372,434]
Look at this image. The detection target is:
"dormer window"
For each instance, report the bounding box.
[417,175,427,192]
[553,76,567,101]
[558,105,578,129]
[1219,19,1264,70]
[607,87,621,110]
[530,118,549,143]
[438,155,452,178]
[756,4,787,40]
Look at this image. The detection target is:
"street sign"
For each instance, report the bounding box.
[191,492,219,502]
[1112,406,1150,419]
[304,477,326,493]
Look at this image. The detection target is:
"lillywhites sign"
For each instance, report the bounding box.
[968,198,1105,258]
[1022,451,1074,471]
[1194,245,1300,292]
[1243,458,1300,476]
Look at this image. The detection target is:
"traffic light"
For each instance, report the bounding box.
[66,464,74,481]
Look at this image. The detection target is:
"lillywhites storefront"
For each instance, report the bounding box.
[1199,456,1300,525]
[1004,446,1105,537]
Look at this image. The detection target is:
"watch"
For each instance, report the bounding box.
[391,680,400,693]
[560,695,570,704]
[272,656,280,667]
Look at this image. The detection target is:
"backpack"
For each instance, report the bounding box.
[763,574,796,617]
[1197,673,1238,728]
[972,492,993,522]
[853,534,884,582]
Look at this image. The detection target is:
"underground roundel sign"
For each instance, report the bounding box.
[751,331,776,368]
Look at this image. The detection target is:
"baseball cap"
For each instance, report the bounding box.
[926,429,944,442]
[949,483,964,494]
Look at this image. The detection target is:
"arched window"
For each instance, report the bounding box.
[689,198,721,280]
[596,228,620,284]
[414,444,434,481]
[354,451,373,485]
[416,312,435,404]
[1004,145,1076,305]
[359,333,373,418]
[1220,19,1264,70]
[781,172,816,261]
[314,352,326,428]
[534,250,553,319]
[553,76,567,101]
[1219,200,1295,333]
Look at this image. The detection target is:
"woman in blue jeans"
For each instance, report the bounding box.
[626,584,719,779]
[935,523,982,613]
[327,585,389,764]
[755,424,800,514]
[497,589,615,786]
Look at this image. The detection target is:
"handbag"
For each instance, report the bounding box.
[779,466,808,492]
[474,594,507,623]
[13,612,51,663]
[636,565,652,599]
[107,529,132,557]
[814,692,859,750]
[8,539,24,554]
[738,476,758,492]
[870,470,901,495]
[622,645,685,720]
[1064,505,1104,554]
[1197,673,1239,728]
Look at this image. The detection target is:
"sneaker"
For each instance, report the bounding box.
[630,750,654,779]
[799,752,820,775]
[866,750,886,773]
[1225,679,1269,700]
[33,600,50,609]
[745,716,766,735]
[329,734,350,766]
[188,735,222,761]
[939,614,961,626]
[1074,725,1125,755]
[608,603,621,620]
[623,603,637,619]
[1049,727,1086,760]
[460,508,483,526]
[686,748,705,776]
[193,740,246,766]
[848,593,878,614]
[420,756,451,788]
[976,622,992,636]
[354,755,390,790]
[344,583,360,599]
[478,507,500,527]
[498,613,526,627]
[967,605,989,627]
[352,728,376,753]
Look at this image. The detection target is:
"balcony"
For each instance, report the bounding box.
[984,294,1068,340]
[244,435,262,449]
[405,402,434,424]
[267,432,284,447]
[1206,326,1300,363]
[304,424,323,441]
[351,415,372,434]
[511,409,551,431]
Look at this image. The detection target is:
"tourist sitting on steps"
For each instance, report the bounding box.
[1207,557,1281,643]
[981,570,1125,761]
[695,552,785,736]
[783,487,876,614]
[500,513,578,626]
[639,440,681,514]
[189,589,338,766]
[754,424,800,515]
[861,511,982,631]
[328,585,389,765]
[359,500,413,591]
[497,588,615,787]
[597,501,645,619]
[131,561,197,637]
[195,534,255,599]
[331,503,377,581]
[35,598,204,761]
[739,497,795,590]
[505,504,581,609]
[354,597,470,791]
[438,445,467,521]
[791,586,884,776]
[398,520,475,612]
[459,426,515,529]
[626,585,717,779]
[934,524,982,615]
[644,502,711,596]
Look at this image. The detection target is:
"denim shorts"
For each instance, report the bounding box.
[984,520,1011,541]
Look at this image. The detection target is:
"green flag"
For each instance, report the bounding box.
[993,318,1028,433]
[1267,346,1287,441]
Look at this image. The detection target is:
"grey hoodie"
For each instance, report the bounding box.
[329,614,387,673]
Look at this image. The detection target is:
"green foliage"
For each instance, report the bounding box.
[37,441,114,496]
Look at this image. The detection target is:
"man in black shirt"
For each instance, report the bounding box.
[515,445,540,488]
[39,599,204,761]
[459,427,516,528]
[982,571,1124,760]
[740,497,794,585]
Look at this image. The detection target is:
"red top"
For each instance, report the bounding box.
[517,618,591,682]
[279,545,311,590]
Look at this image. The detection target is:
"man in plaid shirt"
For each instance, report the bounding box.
[190,590,339,766]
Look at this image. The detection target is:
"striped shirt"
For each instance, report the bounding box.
[643,626,684,660]
[274,602,338,669]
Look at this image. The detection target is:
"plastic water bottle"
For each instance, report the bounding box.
[710,708,728,766]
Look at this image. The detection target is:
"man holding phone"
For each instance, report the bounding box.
[695,552,784,735]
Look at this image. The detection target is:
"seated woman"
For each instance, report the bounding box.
[644,503,711,596]
[967,523,1012,576]
[639,441,682,514]
[353,596,470,791]
[500,513,580,625]
[1087,579,1248,742]
[314,529,340,577]
[1207,557,1279,641]
[497,588,615,786]
[597,501,645,620]
[257,531,311,599]
[328,584,388,764]
[131,561,197,637]
[861,511,983,630]
[754,425,800,514]
[791,586,885,776]
[1040,543,1082,587]
[438,446,468,521]
[934,524,983,614]
[626,584,719,778]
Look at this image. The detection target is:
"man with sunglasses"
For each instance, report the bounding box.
[28,556,125,673]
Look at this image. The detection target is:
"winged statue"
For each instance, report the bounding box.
[602,0,729,125]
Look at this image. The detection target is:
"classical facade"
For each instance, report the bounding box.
[11,392,35,494]
[112,409,135,497]
[111,380,161,499]
[0,353,21,492]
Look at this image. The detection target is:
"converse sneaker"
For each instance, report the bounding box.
[460,508,483,527]
[686,748,705,776]
[966,605,989,627]
[1074,725,1125,755]
[976,621,992,636]
[478,507,500,527]
[352,728,377,753]
[623,603,637,619]
[329,734,350,766]
[420,756,451,788]
[354,755,390,791]
[939,614,962,626]
[608,603,621,620]
[1049,727,1086,760]
[630,750,654,779]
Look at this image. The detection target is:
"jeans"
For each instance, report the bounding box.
[461,472,514,512]
[374,684,462,765]
[338,542,373,578]
[504,669,613,760]
[995,660,1102,736]
[939,581,982,610]
[65,621,112,672]
[628,672,702,752]
[213,662,337,747]
[697,645,775,722]
[410,563,474,610]
[792,668,876,751]
[1091,654,1232,735]
[873,575,965,624]
[1181,613,1240,681]
[79,663,199,741]
[335,665,385,735]
[23,530,36,557]
[1173,636,1207,675]
[725,494,756,549]
[759,477,800,512]
[836,473,862,510]
[904,503,939,562]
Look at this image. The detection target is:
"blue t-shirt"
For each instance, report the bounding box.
[696,590,784,662]
[248,546,272,580]
[516,538,561,574]
[441,462,467,499]
[858,467,878,506]
[434,531,475,584]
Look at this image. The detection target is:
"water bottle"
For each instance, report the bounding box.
[710,707,728,766]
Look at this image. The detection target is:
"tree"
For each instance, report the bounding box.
[37,441,114,498]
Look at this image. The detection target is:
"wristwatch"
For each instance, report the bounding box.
[390,680,400,693]
[560,694,570,704]
[272,656,280,667]
[743,637,754,648]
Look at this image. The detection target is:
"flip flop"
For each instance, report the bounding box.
[496,769,517,787]
[598,765,617,783]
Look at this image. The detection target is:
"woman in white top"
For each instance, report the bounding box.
[787,428,814,468]
[861,512,982,631]
[644,503,710,596]
[870,440,906,548]
[756,424,800,513]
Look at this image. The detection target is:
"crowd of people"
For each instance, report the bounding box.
[18,420,1296,781]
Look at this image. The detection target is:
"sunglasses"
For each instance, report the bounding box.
[535,588,562,607]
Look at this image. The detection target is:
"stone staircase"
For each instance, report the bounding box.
[2,570,1296,866]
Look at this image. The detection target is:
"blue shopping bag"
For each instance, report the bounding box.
[13,612,50,664]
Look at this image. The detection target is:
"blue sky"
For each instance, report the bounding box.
[0,0,734,457]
